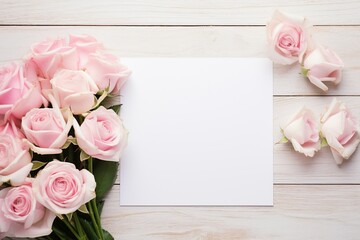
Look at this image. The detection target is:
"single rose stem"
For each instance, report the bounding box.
[92,197,104,239]
[88,156,93,173]
[62,215,82,240]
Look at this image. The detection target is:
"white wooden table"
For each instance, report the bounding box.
[1,1,360,239]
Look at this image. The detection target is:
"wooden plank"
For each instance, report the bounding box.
[0,26,359,95]
[0,0,359,25]
[101,185,360,240]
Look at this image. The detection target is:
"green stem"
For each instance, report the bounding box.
[88,156,93,173]
[73,212,86,239]
[92,197,104,239]
[87,156,104,239]
[52,226,67,240]
[62,215,81,240]
[87,201,102,239]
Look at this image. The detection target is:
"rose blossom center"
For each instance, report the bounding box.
[29,109,63,132]
[6,186,32,218]
[100,121,112,139]
[46,172,80,205]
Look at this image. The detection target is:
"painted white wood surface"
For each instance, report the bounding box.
[102,185,360,240]
[0,1,359,239]
[0,0,359,25]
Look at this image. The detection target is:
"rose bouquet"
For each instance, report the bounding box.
[0,34,130,239]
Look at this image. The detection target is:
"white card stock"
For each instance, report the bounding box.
[119,58,273,206]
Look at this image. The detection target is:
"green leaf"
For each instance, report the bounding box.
[93,159,118,200]
[62,136,78,149]
[276,135,289,144]
[31,161,47,171]
[66,212,73,221]
[110,104,122,115]
[78,218,99,240]
[320,132,328,147]
[103,229,115,240]
[92,90,109,110]
[78,204,89,214]
[276,128,289,144]
[80,151,90,161]
[301,66,310,77]
[97,200,105,216]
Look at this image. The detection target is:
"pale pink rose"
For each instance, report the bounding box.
[73,106,128,161]
[69,34,103,67]
[281,107,321,157]
[29,37,78,79]
[0,119,24,138]
[0,133,32,186]
[32,160,96,215]
[0,62,43,123]
[51,69,99,114]
[0,181,56,238]
[321,99,360,164]
[23,58,52,95]
[85,53,131,93]
[267,10,312,65]
[21,95,73,155]
[303,44,344,92]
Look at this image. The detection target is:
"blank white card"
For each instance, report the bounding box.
[120,58,273,206]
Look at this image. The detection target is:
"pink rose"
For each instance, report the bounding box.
[302,44,344,92]
[0,62,43,123]
[51,69,99,114]
[267,10,312,65]
[32,160,96,215]
[321,99,360,164]
[281,107,321,157]
[73,106,128,161]
[0,119,24,138]
[0,181,56,238]
[0,134,32,186]
[29,37,78,79]
[69,34,103,67]
[85,53,131,93]
[21,95,73,155]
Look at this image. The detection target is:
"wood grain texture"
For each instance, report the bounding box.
[0,26,359,95]
[102,185,360,240]
[0,0,359,25]
[1,1,359,238]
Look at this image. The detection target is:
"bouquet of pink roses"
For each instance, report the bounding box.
[0,34,130,239]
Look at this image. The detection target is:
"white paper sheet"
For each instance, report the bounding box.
[119,58,273,206]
